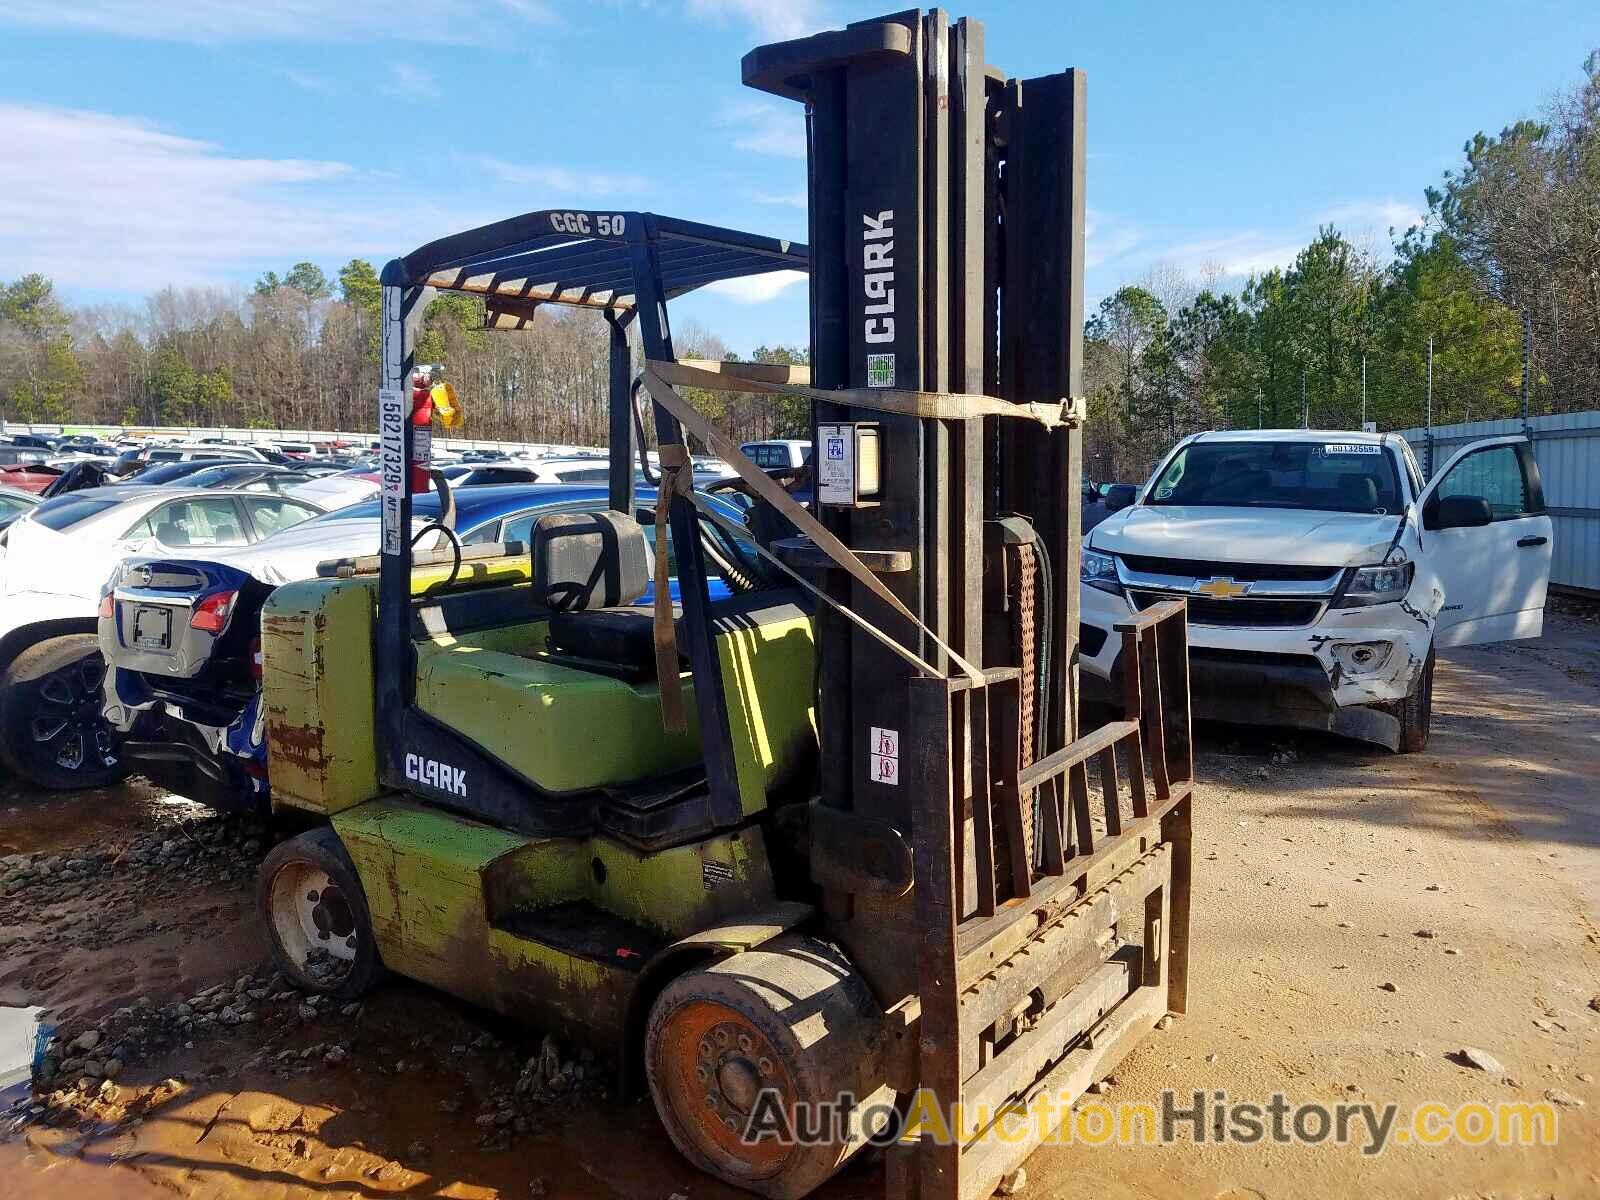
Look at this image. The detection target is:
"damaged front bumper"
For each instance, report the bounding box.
[1081,585,1437,750]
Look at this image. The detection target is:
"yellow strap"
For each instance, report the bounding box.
[648,358,1083,427]
[652,443,693,733]
[638,367,983,684]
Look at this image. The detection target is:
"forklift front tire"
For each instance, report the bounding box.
[259,827,386,1000]
[645,935,893,1200]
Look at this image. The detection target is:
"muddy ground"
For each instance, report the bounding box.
[2,611,1597,1200]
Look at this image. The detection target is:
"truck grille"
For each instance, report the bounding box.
[1118,554,1340,583]
[1131,590,1323,628]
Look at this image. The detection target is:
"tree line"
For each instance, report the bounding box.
[1,51,1593,470]
[0,259,809,448]
[1082,50,1599,482]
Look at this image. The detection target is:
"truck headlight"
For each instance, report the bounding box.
[1333,561,1415,607]
[1081,549,1123,596]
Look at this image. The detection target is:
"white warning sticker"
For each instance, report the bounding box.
[378,387,405,556]
[870,726,900,786]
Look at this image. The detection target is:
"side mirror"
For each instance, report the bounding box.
[1103,484,1137,513]
[1432,494,1493,530]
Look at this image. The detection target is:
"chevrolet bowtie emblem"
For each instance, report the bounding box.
[1193,576,1250,599]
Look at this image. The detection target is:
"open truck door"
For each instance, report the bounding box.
[1418,434,1552,647]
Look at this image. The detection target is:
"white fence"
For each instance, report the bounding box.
[1395,409,1600,596]
[0,422,600,458]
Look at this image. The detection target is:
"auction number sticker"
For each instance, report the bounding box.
[1319,443,1381,455]
[379,387,405,555]
[870,726,900,786]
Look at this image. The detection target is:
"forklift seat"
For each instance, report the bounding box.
[533,510,676,677]
[533,510,649,612]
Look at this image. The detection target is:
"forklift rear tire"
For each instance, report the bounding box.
[259,827,387,1000]
[1396,645,1435,754]
[645,935,894,1200]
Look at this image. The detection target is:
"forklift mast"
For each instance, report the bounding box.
[740,12,1196,1197]
[744,9,1088,1002]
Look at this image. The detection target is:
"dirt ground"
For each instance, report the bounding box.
[2,611,1597,1200]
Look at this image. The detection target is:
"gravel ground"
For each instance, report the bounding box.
[1,612,1596,1200]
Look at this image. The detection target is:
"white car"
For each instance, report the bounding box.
[1079,430,1552,752]
[740,439,811,470]
[144,442,276,464]
[0,486,323,788]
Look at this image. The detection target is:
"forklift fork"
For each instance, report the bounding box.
[898,601,1193,1199]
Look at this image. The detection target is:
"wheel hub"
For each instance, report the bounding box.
[658,1001,796,1181]
[30,655,115,772]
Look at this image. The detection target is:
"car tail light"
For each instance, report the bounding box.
[250,635,263,681]
[99,593,115,619]
[190,589,238,634]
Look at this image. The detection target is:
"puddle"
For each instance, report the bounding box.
[0,777,209,858]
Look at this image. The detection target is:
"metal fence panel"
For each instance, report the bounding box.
[1395,409,1600,594]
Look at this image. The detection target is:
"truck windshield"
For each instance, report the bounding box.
[1145,440,1402,515]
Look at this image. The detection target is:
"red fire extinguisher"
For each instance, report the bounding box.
[408,364,463,493]
[409,366,437,494]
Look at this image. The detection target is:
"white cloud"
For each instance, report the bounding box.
[1156,232,1304,279]
[0,0,554,44]
[745,188,807,208]
[1084,209,1143,269]
[385,62,441,100]
[459,153,652,197]
[684,0,825,40]
[280,68,336,94]
[0,103,501,290]
[703,269,807,303]
[1319,199,1426,237]
[716,99,806,158]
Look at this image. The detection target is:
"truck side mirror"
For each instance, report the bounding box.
[1103,484,1137,513]
[1431,494,1493,530]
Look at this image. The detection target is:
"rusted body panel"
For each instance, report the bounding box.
[331,797,781,1047]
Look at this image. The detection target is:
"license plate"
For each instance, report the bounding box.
[131,605,172,650]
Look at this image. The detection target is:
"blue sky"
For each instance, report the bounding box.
[1,1,1595,354]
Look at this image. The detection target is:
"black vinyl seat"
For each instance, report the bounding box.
[547,608,683,679]
[532,510,682,680]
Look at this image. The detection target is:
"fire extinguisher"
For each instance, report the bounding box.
[408,364,464,494]
[409,366,437,494]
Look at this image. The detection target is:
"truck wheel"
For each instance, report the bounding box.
[0,633,126,791]
[1397,646,1435,754]
[258,827,386,1000]
[645,935,893,1200]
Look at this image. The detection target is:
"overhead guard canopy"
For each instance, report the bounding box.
[381,210,808,317]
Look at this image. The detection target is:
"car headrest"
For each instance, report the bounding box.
[1338,473,1379,509]
[531,510,649,612]
[156,521,189,546]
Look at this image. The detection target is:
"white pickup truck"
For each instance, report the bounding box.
[1079,429,1552,752]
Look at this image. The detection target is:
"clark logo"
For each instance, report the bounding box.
[863,210,895,345]
[405,752,467,797]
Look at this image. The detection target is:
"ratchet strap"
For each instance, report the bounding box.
[653,443,695,733]
[638,366,984,717]
[653,358,1085,427]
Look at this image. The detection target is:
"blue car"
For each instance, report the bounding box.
[98,484,763,812]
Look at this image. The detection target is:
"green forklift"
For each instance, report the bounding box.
[255,10,1194,1199]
